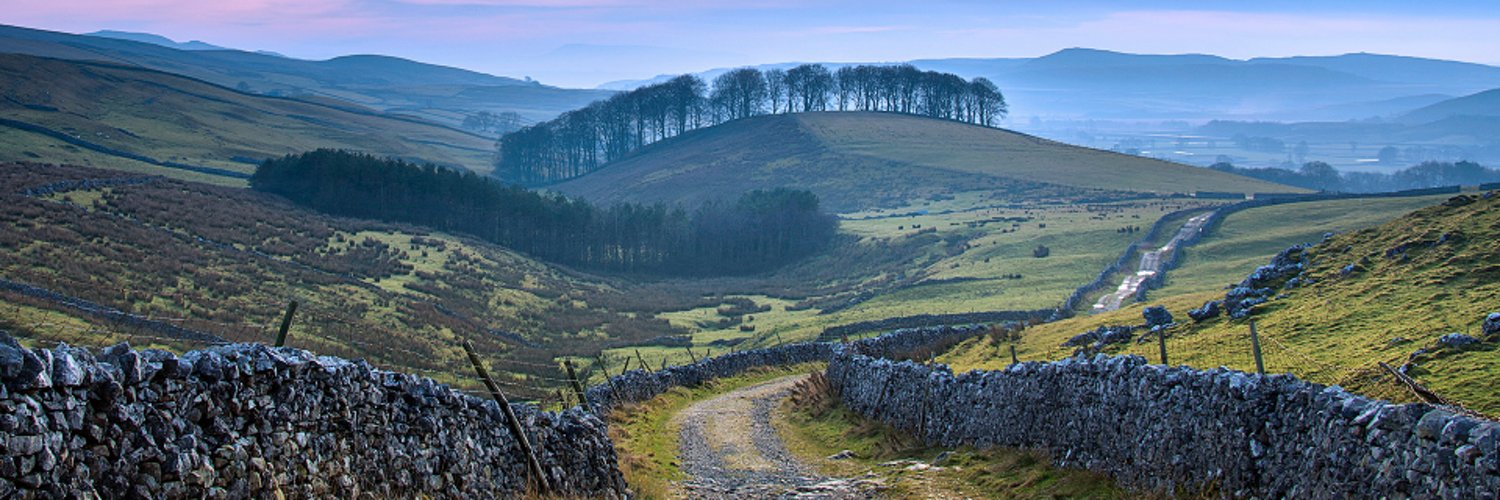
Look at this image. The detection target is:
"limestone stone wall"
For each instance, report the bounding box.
[0,337,626,498]
[828,350,1500,497]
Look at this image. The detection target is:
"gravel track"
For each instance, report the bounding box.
[673,375,879,499]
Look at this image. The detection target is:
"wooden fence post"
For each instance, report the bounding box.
[1157,330,1169,366]
[596,354,620,398]
[274,300,298,347]
[619,356,632,376]
[1249,320,1265,375]
[565,359,590,410]
[461,340,550,494]
[685,347,698,364]
[635,349,653,374]
[1009,344,1019,365]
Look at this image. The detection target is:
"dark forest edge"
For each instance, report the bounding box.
[496,63,1008,185]
[250,149,838,276]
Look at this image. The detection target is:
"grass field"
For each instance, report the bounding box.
[803,112,1299,195]
[0,53,496,177]
[601,197,1223,370]
[940,192,1500,416]
[555,112,1302,213]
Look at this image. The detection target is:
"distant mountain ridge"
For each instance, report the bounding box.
[86,30,230,51]
[603,48,1500,123]
[0,24,612,127]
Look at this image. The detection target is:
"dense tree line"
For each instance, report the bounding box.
[1209,160,1500,193]
[251,150,838,275]
[496,64,1007,184]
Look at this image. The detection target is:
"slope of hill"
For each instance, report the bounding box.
[939,192,1500,415]
[0,53,497,180]
[0,24,612,126]
[0,162,708,398]
[551,112,1301,212]
[1397,88,1500,124]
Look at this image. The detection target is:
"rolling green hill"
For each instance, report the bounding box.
[552,112,1302,212]
[0,24,613,127]
[0,53,498,182]
[940,192,1500,415]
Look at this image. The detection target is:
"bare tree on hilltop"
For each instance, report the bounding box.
[497,63,1007,185]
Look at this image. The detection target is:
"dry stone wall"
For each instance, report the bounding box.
[828,349,1500,497]
[587,325,989,414]
[0,336,627,499]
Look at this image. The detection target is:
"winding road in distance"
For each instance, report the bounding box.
[1092,211,1214,313]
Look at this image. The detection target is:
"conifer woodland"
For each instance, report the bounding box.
[252,150,838,275]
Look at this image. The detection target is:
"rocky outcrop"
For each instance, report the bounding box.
[1189,243,1310,321]
[1062,325,1136,349]
[827,349,1500,497]
[0,336,626,499]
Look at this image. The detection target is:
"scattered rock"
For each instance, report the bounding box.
[827,450,855,460]
[1188,300,1222,322]
[1437,333,1479,349]
[1143,306,1174,328]
[1443,195,1474,207]
[1063,325,1136,348]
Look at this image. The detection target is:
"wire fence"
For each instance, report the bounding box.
[981,315,1476,416]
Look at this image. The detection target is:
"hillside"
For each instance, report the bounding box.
[0,53,498,181]
[940,192,1500,415]
[0,24,612,126]
[0,162,714,398]
[552,112,1301,212]
[1398,88,1500,124]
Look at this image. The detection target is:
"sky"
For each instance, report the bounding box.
[6,0,1500,88]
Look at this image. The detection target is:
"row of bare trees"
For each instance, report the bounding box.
[496,64,1007,185]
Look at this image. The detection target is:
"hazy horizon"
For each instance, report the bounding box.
[7,1,1500,88]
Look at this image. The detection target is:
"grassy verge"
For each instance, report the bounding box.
[774,371,1126,498]
[605,362,824,499]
